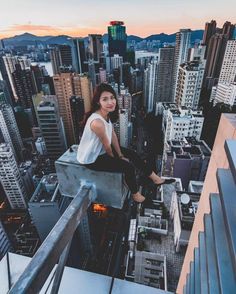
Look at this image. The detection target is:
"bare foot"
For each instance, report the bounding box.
[132,192,145,203]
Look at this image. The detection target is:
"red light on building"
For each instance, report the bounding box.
[110,21,124,26]
[92,204,108,212]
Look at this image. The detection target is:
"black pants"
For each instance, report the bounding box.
[83,147,153,194]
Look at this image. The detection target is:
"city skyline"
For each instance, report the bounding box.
[1,0,236,38]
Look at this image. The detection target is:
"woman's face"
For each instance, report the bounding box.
[99,91,116,113]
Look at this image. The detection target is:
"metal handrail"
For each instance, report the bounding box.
[9,183,97,294]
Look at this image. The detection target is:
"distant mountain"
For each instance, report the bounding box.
[3,34,72,46]
[145,33,176,43]
[127,35,143,42]
[3,30,204,47]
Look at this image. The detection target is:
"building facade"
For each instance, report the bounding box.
[0,144,28,209]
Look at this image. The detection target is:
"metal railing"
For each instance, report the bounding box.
[9,182,97,294]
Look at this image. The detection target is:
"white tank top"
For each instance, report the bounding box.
[77,113,113,164]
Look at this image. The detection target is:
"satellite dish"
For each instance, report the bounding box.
[181,193,190,205]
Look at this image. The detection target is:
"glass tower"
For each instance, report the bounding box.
[108,21,127,59]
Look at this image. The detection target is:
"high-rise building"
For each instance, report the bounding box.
[88,34,103,61]
[175,60,205,109]
[117,85,132,120]
[163,138,211,189]
[76,74,93,113]
[99,68,107,83]
[161,103,204,141]
[172,29,192,101]
[108,21,127,59]
[87,59,97,89]
[202,20,217,58]
[0,40,4,50]
[156,46,175,103]
[11,64,38,125]
[71,38,87,74]
[30,64,44,93]
[70,96,85,144]
[213,82,236,106]
[50,45,73,75]
[0,56,14,104]
[146,57,158,112]
[53,73,93,145]
[119,109,129,148]
[2,55,19,101]
[0,103,24,162]
[53,73,77,146]
[203,33,229,90]
[50,47,61,75]
[0,80,12,105]
[0,143,28,209]
[110,54,123,71]
[218,40,236,84]
[222,21,235,39]
[37,99,67,161]
[0,221,12,260]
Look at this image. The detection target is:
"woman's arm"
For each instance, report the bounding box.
[90,119,114,157]
[111,128,123,158]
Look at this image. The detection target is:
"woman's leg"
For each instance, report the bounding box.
[84,154,145,201]
[120,147,167,185]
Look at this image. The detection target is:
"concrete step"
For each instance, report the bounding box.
[189,261,195,294]
[186,273,190,294]
[225,140,236,184]
[217,168,236,272]
[199,231,209,294]
[210,193,236,293]
[204,214,220,294]
[194,247,200,294]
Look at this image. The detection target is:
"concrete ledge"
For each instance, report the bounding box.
[55,145,129,209]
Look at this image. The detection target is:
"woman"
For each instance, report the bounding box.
[77,83,175,203]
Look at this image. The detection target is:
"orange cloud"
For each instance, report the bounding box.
[0,24,104,38]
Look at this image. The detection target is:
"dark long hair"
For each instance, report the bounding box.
[84,83,119,124]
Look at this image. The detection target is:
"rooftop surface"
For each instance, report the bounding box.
[0,253,172,293]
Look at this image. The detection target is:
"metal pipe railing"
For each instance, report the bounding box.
[9,183,97,294]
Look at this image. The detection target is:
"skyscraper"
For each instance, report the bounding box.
[0,80,12,105]
[172,29,192,101]
[0,103,24,162]
[70,38,87,73]
[76,74,93,113]
[53,73,93,145]
[175,60,205,109]
[70,96,85,144]
[11,63,38,125]
[146,57,158,112]
[50,45,73,75]
[53,73,76,146]
[88,34,103,61]
[202,20,217,58]
[203,33,229,90]
[37,99,67,161]
[0,56,14,104]
[218,40,236,84]
[119,109,129,148]
[2,55,19,101]
[156,46,175,103]
[0,143,28,209]
[108,21,127,59]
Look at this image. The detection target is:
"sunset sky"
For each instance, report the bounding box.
[1,0,235,38]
